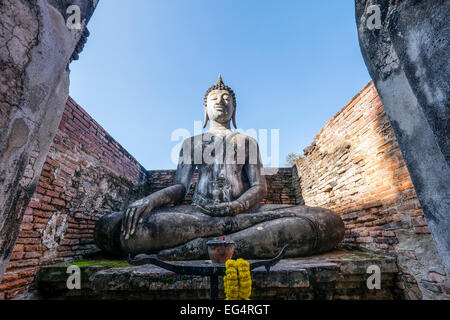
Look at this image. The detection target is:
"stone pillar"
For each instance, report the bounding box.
[0,0,98,283]
[355,0,450,275]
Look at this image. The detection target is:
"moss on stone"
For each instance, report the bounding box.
[56,260,130,268]
[352,252,377,259]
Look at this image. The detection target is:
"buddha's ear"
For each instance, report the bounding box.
[203,109,209,128]
[232,107,237,129]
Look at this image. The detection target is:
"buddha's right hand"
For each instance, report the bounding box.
[121,197,154,240]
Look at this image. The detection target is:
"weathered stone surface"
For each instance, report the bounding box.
[96,204,345,260]
[0,0,98,283]
[35,250,401,300]
[355,0,450,280]
[394,229,450,300]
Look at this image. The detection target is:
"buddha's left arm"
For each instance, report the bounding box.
[231,141,267,214]
[232,163,267,214]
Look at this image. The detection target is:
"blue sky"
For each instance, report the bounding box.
[69,0,371,169]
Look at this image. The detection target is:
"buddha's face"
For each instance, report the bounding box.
[206,89,234,124]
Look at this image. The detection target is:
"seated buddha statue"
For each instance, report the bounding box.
[94,76,345,260]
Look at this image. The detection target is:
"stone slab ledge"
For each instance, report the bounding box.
[35,249,403,300]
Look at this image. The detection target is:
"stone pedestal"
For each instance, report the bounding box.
[36,250,403,300]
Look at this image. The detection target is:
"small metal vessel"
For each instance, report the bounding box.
[206,237,235,264]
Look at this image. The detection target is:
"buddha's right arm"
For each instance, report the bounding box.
[122,185,185,238]
[144,160,195,209]
[136,138,195,210]
[122,162,193,238]
[147,142,196,208]
[145,184,186,209]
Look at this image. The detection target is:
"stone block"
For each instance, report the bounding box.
[35,250,401,300]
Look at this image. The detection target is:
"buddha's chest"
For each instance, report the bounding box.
[194,164,248,204]
[189,133,249,166]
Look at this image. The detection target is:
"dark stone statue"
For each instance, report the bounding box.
[94,76,345,259]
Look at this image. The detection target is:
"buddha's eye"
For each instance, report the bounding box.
[223,95,229,100]
[210,95,217,100]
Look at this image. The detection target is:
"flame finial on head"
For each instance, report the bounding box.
[216,74,224,86]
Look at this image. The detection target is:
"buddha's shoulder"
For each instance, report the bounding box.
[231,132,258,144]
[180,134,200,144]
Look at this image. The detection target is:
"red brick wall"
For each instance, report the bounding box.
[296,82,423,246]
[0,97,149,299]
[296,82,449,299]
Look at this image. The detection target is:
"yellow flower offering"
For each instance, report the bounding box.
[223,258,252,300]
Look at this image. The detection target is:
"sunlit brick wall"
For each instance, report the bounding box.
[296,82,448,299]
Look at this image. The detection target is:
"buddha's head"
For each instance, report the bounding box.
[203,75,237,129]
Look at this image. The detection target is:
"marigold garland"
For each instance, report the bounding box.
[223,258,252,300]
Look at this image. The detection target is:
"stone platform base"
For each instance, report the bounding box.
[36,249,404,300]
